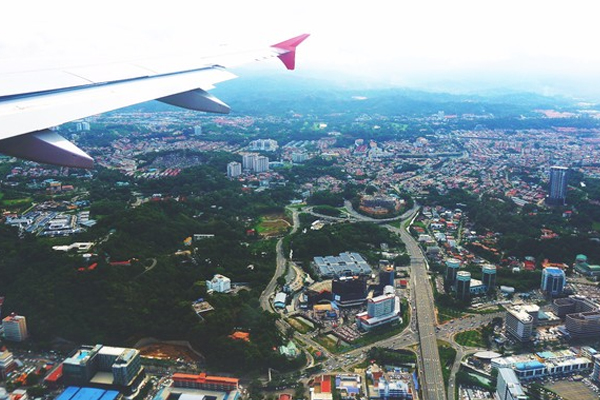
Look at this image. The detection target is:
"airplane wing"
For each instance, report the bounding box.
[0,34,309,168]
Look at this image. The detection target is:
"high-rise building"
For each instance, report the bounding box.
[547,166,568,205]
[356,289,400,331]
[379,265,395,288]
[253,156,269,173]
[482,264,497,294]
[226,161,242,178]
[505,305,539,342]
[242,154,256,170]
[292,152,308,163]
[456,271,471,302]
[2,313,28,342]
[540,267,565,297]
[193,126,202,135]
[445,259,460,287]
[248,139,278,151]
[0,346,16,379]
[496,368,528,400]
[332,276,367,307]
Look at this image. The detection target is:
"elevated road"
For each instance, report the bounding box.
[388,219,447,400]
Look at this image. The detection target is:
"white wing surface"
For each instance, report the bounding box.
[0,34,309,168]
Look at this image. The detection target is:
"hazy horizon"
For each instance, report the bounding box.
[3,0,600,100]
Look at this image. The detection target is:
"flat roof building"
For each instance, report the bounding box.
[62,345,144,395]
[565,310,600,339]
[172,373,239,392]
[505,305,539,342]
[313,253,372,279]
[496,368,528,400]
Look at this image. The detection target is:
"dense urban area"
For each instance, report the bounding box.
[3,86,600,400]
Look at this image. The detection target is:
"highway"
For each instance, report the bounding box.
[260,204,454,399]
[388,220,447,400]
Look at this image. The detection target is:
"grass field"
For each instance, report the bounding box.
[2,197,32,207]
[454,329,486,348]
[287,317,314,334]
[255,214,291,237]
[438,340,457,387]
[437,307,466,323]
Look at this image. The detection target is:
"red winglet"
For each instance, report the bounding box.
[271,33,310,70]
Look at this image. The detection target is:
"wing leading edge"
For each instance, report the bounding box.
[0,34,310,168]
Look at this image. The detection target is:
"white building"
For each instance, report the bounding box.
[193,126,202,135]
[227,162,242,178]
[0,347,16,379]
[274,292,287,309]
[356,290,401,331]
[253,156,270,173]
[242,154,256,170]
[292,152,309,163]
[496,368,528,400]
[206,274,231,293]
[505,305,539,342]
[249,139,278,151]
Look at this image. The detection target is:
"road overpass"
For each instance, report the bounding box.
[389,220,447,400]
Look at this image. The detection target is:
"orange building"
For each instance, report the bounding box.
[172,372,239,392]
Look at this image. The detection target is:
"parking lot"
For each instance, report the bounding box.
[546,380,598,400]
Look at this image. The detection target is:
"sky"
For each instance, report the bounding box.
[3,0,600,98]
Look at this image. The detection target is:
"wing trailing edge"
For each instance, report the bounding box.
[0,130,94,169]
[0,34,310,168]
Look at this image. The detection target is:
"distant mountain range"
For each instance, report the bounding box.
[116,70,591,118]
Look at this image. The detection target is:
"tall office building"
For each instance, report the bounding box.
[482,264,496,294]
[505,305,539,342]
[547,166,568,205]
[332,276,367,307]
[456,271,471,302]
[2,313,28,342]
[445,259,460,287]
[226,162,242,178]
[540,267,565,297]
[496,368,528,400]
[379,266,395,288]
[193,126,202,135]
[253,156,270,173]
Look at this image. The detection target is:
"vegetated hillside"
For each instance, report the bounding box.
[114,74,581,119]
[0,175,302,373]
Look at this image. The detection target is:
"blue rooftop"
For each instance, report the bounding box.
[99,391,119,400]
[72,388,105,400]
[56,387,80,400]
[57,387,119,400]
[515,361,545,370]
